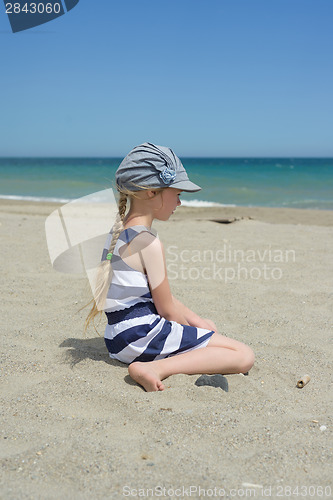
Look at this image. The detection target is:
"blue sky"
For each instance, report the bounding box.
[0,0,332,157]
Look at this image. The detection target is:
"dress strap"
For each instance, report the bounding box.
[118,225,157,245]
[101,225,157,262]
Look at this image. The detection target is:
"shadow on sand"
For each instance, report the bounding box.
[59,338,229,391]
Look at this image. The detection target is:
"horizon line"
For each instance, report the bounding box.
[0,155,332,160]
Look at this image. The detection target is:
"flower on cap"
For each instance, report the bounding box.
[159,166,176,184]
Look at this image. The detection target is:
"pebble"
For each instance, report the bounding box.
[320,425,327,432]
[242,482,263,489]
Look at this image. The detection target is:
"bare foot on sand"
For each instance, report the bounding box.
[128,361,165,392]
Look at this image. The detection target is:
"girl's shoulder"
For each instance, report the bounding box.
[122,225,159,251]
[117,226,162,272]
[119,225,158,243]
[122,224,157,235]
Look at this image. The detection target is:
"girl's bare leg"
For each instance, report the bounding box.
[128,333,255,392]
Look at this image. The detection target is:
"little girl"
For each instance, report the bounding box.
[86,142,254,392]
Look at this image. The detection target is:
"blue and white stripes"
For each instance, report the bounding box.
[103,225,214,364]
[105,303,213,364]
[102,226,155,312]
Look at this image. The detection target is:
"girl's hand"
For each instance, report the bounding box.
[202,318,218,332]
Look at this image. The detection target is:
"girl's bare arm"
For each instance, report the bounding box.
[172,296,217,331]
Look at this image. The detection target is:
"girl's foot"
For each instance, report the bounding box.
[128,361,165,392]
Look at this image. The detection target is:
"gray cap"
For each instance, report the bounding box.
[116,142,201,192]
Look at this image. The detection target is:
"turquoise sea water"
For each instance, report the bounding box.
[0,157,332,209]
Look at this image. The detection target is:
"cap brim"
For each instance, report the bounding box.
[169,180,202,192]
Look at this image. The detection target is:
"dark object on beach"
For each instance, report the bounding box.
[209,217,254,224]
[195,374,229,392]
[296,374,311,388]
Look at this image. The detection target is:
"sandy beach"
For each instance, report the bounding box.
[1,199,332,500]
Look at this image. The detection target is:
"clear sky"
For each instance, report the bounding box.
[0,0,332,157]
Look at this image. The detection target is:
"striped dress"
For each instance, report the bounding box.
[102,225,214,364]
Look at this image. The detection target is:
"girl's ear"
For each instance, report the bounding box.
[147,190,158,199]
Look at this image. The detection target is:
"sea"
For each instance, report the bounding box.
[0,157,332,210]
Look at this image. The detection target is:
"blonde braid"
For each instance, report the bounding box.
[83,192,128,334]
[108,192,127,255]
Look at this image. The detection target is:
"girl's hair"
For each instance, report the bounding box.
[83,183,166,334]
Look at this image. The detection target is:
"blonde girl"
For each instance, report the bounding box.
[86,142,254,392]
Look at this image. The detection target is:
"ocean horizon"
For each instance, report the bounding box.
[0,157,332,210]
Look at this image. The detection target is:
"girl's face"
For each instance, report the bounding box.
[153,188,182,221]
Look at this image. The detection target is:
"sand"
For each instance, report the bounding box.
[1,200,332,500]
